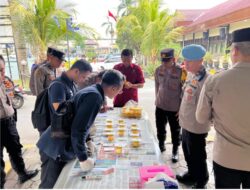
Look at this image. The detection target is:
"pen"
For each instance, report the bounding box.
[81,175,102,180]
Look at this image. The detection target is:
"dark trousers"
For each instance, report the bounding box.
[0,117,26,188]
[213,161,250,188]
[182,128,209,185]
[155,107,181,147]
[39,152,66,189]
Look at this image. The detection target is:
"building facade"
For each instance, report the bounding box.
[177,0,250,64]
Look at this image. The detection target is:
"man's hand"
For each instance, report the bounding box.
[100,105,113,113]
[80,158,95,172]
[124,81,133,89]
[86,141,97,156]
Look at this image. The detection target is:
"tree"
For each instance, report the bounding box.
[9,0,97,61]
[101,18,115,45]
[117,0,136,17]
[116,0,183,64]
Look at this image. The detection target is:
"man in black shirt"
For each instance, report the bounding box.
[37,69,125,188]
[37,59,92,188]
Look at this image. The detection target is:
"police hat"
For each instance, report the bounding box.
[48,47,65,61]
[161,48,174,61]
[182,44,206,61]
[47,47,53,55]
[231,27,250,43]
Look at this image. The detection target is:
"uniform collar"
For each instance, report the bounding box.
[194,65,206,82]
[233,62,250,68]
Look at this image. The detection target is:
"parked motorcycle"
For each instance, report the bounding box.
[4,76,25,109]
[12,85,25,109]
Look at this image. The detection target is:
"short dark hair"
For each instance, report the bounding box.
[121,49,133,57]
[102,69,125,87]
[0,55,5,63]
[97,70,107,79]
[70,59,92,73]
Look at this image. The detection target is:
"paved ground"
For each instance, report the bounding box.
[4,79,216,189]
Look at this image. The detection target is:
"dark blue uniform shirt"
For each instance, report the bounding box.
[37,84,104,162]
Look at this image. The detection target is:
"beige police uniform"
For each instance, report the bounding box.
[34,63,56,96]
[196,62,250,171]
[177,65,210,186]
[0,83,14,119]
[155,64,183,112]
[154,63,183,154]
[179,69,210,134]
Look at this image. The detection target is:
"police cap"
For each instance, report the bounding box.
[182,44,206,61]
[48,47,65,61]
[231,27,250,43]
[160,48,174,62]
[47,47,53,55]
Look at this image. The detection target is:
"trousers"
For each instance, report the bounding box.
[1,116,26,188]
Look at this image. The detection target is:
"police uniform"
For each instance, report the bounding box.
[154,49,182,161]
[34,48,65,96]
[0,82,38,188]
[176,44,210,188]
[196,28,250,188]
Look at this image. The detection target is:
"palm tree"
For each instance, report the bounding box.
[101,18,115,45]
[116,0,183,64]
[9,0,97,60]
[117,0,136,17]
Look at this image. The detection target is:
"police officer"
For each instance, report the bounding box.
[176,45,210,188]
[154,48,184,162]
[34,47,65,96]
[29,47,53,95]
[196,28,250,188]
[0,55,38,188]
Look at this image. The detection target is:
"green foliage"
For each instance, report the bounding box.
[117,0,136,16]
[10,0,97,59]
[204,52,213,63]
[143,61,160,77]
[116,0,183,64]
[85,50,97,61]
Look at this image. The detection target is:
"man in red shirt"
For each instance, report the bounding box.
[113,49,145,107]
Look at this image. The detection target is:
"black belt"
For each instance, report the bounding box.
[0,115,14,124]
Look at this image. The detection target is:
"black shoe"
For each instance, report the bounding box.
[191,183,207,189]
[176,171,195,185]
[172,152,179,163]
[172,146,179,163]
[18,169,39,184]
[159,145,166,152]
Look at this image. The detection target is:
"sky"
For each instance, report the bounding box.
[61,0,228,46]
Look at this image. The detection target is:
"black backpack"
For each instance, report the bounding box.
[50,99,75,138]
[31,88,50,132]
[32,80,75,137]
